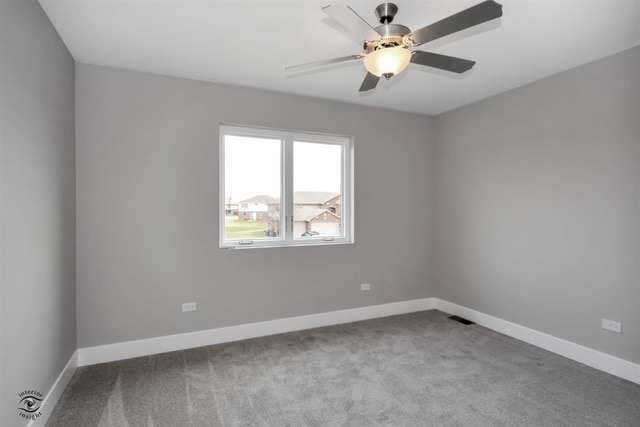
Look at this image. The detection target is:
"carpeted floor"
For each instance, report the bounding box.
[47,310,640,426]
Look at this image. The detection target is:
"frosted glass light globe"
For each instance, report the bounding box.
[363,47,412,78]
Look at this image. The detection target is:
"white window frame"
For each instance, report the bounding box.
[219,124,353,249]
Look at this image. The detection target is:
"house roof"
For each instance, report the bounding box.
[238,195,279,205]
[238,192,339,206]
[294,191,339,205]
[294,206,340,222]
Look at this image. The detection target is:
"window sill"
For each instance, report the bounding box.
[220,239,354,250]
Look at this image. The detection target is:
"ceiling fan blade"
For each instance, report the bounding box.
[359,72,380,92]
[285,54,364,73]
[407,0,503,47]
[411,51,476,73]
[322,4,381,42]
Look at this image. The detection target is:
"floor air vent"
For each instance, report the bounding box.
[448,315,476,325]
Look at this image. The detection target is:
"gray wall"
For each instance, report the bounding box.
[75,63,435,348]
[0,0,76,425]
[433,46,640,363]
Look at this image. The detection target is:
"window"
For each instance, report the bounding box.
[220,124,352,249]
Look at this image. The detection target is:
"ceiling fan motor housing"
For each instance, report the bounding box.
[365,26,411,53]
[366,2,411,53]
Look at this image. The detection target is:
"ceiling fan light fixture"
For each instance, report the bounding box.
[288,1,503,92]
[363,47,411,78]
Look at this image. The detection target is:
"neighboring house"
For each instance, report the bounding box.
[240,191,342,237]
[294,191,341,217]
[237,195,279,221]
[225,197,238,216]
[293,206,341,236]
[292,191,341,236]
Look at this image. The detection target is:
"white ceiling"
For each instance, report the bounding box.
[39,0,640,115]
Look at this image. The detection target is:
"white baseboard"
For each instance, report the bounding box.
[27,350,78,427]
[78,298,436,366]
[75,296,639,386]
[433,298,640,385]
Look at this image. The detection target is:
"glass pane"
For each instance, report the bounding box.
[293,141,342,238]
[224,135,281,240]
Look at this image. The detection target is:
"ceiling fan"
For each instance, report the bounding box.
[286,1,503,92]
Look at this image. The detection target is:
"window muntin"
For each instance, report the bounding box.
[220,125,352,249]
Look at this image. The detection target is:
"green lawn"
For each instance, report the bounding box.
[225,216,268,239]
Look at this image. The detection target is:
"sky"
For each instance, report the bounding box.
[224,135,342,202]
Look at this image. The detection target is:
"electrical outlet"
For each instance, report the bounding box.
[182,302,196,312]
[360,283,371,291]
[602,319,621,333]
